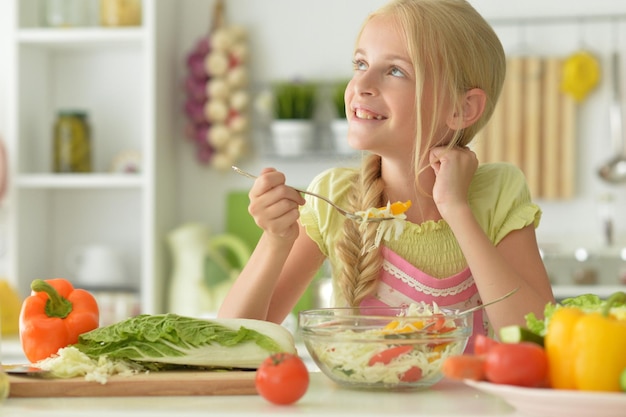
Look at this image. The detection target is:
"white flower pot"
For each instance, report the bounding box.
[330,119,355,154]
[271,120,315,156]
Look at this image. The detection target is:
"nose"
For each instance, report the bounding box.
[352,72,378,97]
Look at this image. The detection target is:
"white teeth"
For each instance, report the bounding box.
[355,109,384,120]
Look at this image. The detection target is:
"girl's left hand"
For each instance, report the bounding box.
[429,146,478,217]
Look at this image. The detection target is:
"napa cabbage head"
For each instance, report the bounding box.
[73,314,296,370]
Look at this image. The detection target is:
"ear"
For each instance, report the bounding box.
[446,88,487,130]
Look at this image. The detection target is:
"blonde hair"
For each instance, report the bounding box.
[334,0,505,306]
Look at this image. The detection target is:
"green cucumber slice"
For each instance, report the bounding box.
[499,325,544,347]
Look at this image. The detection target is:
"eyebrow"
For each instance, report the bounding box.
[354,48,413,66]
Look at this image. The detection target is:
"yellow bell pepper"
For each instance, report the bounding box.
[545,292,626,392]
[0,279,22,335]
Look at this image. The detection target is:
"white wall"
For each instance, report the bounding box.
[172,0,626,254]
[2,0,626,256]
[171,0,387,237]
[0,2,9,140]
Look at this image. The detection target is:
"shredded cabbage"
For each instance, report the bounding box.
[304,302,467,387]
[354,201,409,251]
[36,347,143,384]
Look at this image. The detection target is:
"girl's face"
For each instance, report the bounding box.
[345,15,419,160]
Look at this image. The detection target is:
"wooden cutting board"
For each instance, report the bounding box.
[8,370,257,397]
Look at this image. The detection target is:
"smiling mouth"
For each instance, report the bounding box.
[355,109,386,120]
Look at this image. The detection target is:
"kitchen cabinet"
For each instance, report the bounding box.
[542,245,626,300]
[5,0,178,314]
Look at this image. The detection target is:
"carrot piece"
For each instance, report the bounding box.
[442,355,487,381]
[388,200,412,215]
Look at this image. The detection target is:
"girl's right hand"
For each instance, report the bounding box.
[247,168,306,242]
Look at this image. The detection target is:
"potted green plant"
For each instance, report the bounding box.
[331,79,349,119]
[329,80,354,154]
[270,80,318,156]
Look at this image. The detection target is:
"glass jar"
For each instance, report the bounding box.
[100,0,142,27]
[44,0,88,28]
[53,111,92,173]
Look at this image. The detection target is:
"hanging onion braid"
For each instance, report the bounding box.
[335,154,386,306]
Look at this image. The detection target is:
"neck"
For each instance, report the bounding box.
[380,158,440,223]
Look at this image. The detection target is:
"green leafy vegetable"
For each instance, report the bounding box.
[73,314,296,370]
[525,293,626,336]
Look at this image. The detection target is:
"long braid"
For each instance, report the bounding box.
[335,154,386,306]
[333,0,506,306]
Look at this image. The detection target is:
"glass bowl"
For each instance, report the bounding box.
[298,306,472,390]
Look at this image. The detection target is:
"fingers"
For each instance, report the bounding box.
[429,146,476,172]
[247,169,305,238]
[429,146,478,212]
[249,170,305,206]
[429,149,441,175]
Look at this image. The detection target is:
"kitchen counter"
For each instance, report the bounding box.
[1,336,530,417]
[1,372,530,417]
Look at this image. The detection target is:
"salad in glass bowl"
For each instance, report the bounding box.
[298,302,472,390]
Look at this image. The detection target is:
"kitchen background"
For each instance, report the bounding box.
[1,0,626,326]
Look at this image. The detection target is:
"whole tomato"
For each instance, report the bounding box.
[255,352,309,405]
[485,342,548,387]
[473,334,500,355]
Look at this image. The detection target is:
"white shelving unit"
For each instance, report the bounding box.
[5,0,178,314]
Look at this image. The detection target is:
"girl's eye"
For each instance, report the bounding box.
[390,67,405,77]
[352,59,367,71]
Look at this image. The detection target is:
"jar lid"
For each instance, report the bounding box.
[58,110,88,118]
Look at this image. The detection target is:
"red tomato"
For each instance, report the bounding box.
[485,342,548,387]
[427,314,446,331]
[400,366,423,382]
[255,352,309,405]
[473,334,500,355]
[368,345,413,366]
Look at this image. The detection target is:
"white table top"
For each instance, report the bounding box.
[1,335,533,417]
[1,372,531,417]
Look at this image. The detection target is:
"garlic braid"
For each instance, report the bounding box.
[335,154,386,306]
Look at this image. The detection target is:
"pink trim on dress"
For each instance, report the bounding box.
[360,247,487,352]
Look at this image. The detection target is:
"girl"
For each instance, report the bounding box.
[218,0,554,342]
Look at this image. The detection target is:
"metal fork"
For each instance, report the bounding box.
[232,166,393,223]
[454,287,519,315]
